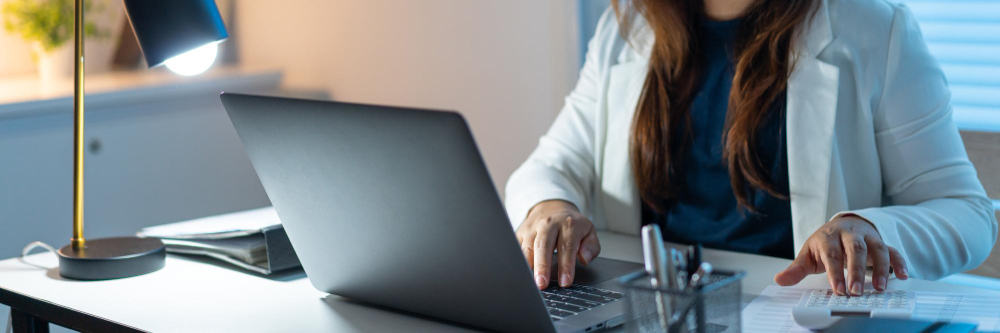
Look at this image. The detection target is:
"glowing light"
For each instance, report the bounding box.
[164,42,219,76]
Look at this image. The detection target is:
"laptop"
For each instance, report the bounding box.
[221,93,643,333]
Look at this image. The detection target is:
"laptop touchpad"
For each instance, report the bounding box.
[549,255,643,286]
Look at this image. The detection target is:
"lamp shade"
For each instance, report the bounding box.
[123,0,228,68]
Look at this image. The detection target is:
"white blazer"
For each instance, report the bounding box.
[505,0,997,280]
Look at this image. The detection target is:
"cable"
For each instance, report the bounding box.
[20,241,55,258]
[18,241,57,269]
[4,241,58,332]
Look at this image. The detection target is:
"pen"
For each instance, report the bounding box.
[641,225,671,330]
[688,262,713,290]
[667,248,678,290]
[641,225,667,284]
[687,243,702,278]
[689,260,710,332]
[673,249,686,289]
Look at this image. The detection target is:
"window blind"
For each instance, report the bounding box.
[578,0,612,66]
[577,1,1000,131]
[898,0,1000,131]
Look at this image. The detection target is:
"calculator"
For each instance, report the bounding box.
[792,289,915,329]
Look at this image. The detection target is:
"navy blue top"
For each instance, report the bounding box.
[640,18,794,259]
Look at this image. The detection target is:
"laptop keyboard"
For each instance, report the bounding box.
[541,284,624,321]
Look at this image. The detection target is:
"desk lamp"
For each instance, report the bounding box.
[57,0,228,280]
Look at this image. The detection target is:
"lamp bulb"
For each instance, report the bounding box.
[164,42,219,76]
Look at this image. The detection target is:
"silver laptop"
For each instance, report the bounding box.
[221,93,642,333]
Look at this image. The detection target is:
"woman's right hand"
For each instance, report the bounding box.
[516,200,601,290]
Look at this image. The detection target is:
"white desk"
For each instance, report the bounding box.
[0,231,996,332]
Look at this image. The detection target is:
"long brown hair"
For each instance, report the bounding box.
[613,0,816,212]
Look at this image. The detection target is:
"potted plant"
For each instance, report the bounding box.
[2,0,123,85]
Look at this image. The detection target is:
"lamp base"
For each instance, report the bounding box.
[57,237,166,280]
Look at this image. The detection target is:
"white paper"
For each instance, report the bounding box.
[742,286,1000,332]
[741,286,811,333]
[137,206,280,239]
[912,292,1000,330]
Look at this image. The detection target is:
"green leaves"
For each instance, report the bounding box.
[1,0,108,53]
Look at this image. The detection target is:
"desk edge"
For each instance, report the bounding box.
[0,284,146,333]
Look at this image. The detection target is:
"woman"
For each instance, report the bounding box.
[505,0,997,296]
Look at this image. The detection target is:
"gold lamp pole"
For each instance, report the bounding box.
[57,0,227,281]
[71,0,86,250]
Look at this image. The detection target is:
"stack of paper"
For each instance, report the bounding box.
[742,286,1000,332]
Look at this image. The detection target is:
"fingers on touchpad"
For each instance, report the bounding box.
[548,254,643,286]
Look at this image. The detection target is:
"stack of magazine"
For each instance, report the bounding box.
[137,207,301,275]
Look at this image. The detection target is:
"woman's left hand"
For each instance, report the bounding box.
[773,215,909,295]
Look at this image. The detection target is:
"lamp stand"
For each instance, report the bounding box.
[56,0,166,280]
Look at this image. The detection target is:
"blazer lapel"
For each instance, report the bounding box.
[598,17,653,235]
[786,0,839,252]
[601,60,647,234]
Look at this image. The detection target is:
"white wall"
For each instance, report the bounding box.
[236,0,582,196]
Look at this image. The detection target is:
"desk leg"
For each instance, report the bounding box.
[10,309,49,333]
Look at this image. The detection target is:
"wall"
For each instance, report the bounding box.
[960,131,1000,279]
[0,0,38,76]
[0,0,126,77]
[236,0,582,196]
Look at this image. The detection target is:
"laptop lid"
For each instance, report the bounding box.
[221,93,555,332]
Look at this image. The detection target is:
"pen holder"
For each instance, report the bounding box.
[618,269,745,333]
